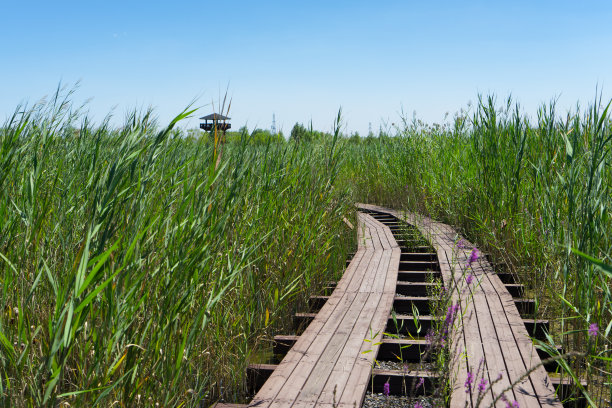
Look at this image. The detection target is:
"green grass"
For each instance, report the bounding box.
[340,94,612,406]
[2,89,611,407]
[0,91,354,407]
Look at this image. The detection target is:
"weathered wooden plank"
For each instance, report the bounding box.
[357,203,562,408]
[250,212,400,407]
[460,260,524,407]
[313,291,385,405]
[266,292,369,407]
[254,292,353,407]
[480,260,560,406]
[337,292,394,406]
[245,205,561,408]
[317,220,398,405]
[469,261,537,407]
[291,292,371,404]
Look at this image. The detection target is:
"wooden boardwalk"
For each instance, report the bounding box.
[358,204,562,408]
[215,205,565,408]
[249,212,400,407]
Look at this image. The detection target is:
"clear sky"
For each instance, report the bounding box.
[1,1,612,135]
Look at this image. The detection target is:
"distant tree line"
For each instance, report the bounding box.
[183,122,392,145]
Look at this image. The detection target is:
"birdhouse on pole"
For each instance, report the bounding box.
[199,113,231,132]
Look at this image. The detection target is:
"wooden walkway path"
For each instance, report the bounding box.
[249,212,400,407]
[358,204,562,408]
[215,205,565,408]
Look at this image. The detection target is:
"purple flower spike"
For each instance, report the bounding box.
[466,274,474,285]
[464,371,474,393]
[425,329,434,345]
[503,398,519,408]
[414,403,424,408]
[383,380,390,396]
[417,377,425,389]
[445,304,459,327]
[457,239,466,249]
[467,248,480,266]
[588,323,599,337]
[477,378,488,393]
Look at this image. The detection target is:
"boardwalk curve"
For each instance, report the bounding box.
[248,211,400,407]
[358,203,562,408]
[215,205,564,408]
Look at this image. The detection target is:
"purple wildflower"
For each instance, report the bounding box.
[477,378,488,393]
[383,380,390,396]
[457,239,466,249]
[466,274,474,285]
[416,377,425,389]
[588,323,599,337]
[501,394,519,408]
[467,248,480,267]
[425,329,434,346]
[443,303,459,337]
[464,371,474,393]
[445,303,459,324]
[413,403,424,408]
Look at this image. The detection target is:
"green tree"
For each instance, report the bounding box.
[290,122,310,143]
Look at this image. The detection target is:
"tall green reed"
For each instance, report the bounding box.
[0,91,354,407]
[340,95,612,406]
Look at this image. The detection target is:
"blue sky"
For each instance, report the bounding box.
[1,1,612,135]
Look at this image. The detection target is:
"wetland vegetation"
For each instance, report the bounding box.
[1,89,610,406]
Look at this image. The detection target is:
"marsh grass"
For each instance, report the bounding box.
[0,90,354,407]
[342,95,612,406]
[3,87,611,407]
